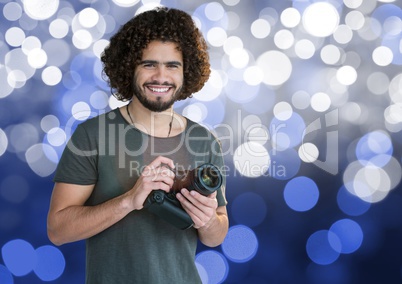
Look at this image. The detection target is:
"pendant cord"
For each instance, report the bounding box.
[167,108,174,137]
[126,102,134,125]
[126,102,174,137]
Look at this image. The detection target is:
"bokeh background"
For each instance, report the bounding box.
[1,0,402,283]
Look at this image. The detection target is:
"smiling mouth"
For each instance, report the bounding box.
[148,86,170,93]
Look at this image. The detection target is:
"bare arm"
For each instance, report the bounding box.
[47,183,134,245]
[47,156,175,246]
[176,189,229,247]
[197,206,228,247]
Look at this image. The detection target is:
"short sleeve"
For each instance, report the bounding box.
[53,124,98,185]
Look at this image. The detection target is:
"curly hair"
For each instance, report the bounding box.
[101,7,211,101]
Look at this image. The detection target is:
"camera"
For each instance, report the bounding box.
[143,163,222,230]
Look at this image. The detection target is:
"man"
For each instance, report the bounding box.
[47,7,228,284]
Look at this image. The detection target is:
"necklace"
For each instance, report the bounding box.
[126,103,174,137]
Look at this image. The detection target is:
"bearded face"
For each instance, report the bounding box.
[132,41,184,112]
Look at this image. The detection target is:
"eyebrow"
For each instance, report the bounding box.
[140,60,182,66]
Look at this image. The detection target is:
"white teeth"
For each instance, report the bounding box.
[149,87,169,93]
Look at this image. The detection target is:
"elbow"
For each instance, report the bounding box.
[201,240,224,248]
[200,231,227,247]
[47,217,81,246]
[47,227,65,246]
[47,217,67,246]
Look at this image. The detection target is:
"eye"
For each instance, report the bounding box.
[167,63,180,70]
[143,63,156,69]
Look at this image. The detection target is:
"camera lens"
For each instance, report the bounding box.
[200,167,219,188]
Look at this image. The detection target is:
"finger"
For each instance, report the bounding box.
[179,189,203,208]
[149,156,175,170]
[176,192,203,217]
[152,168,175,188]
[181,189,217,209]
[142,164,174,181]
[156,166,175,179]
[146,175,174,192]
[142,157,175,180]
[152,181,172,193]
[207,191,217,199]
[176,193,209,228]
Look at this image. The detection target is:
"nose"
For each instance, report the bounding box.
[151,65,169,83]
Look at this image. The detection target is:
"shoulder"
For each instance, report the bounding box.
[185,118,215,138]
[184,118,222,147]
[67,109,122,144]
[77,108,121,131]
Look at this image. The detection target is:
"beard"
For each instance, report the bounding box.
[133,80,183,112]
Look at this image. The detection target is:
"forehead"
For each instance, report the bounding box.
[142,40,183,61]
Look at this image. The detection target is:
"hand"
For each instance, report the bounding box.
[128,156,175,210]
[176,189,218,229]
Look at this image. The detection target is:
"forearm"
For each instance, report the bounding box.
[47,194,133,246]
[198,211,229,247]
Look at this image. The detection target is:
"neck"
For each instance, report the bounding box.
[126,97,177,137]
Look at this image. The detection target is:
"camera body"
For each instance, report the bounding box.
[143,163,222,230]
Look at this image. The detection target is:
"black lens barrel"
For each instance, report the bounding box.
[194,163,222,196]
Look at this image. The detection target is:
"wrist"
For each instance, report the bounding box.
[119,193,136,213]
[198,212,218,231]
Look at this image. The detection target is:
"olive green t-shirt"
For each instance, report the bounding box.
[53,108,227,284]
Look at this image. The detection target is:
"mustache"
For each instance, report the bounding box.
[144,81,176,88]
